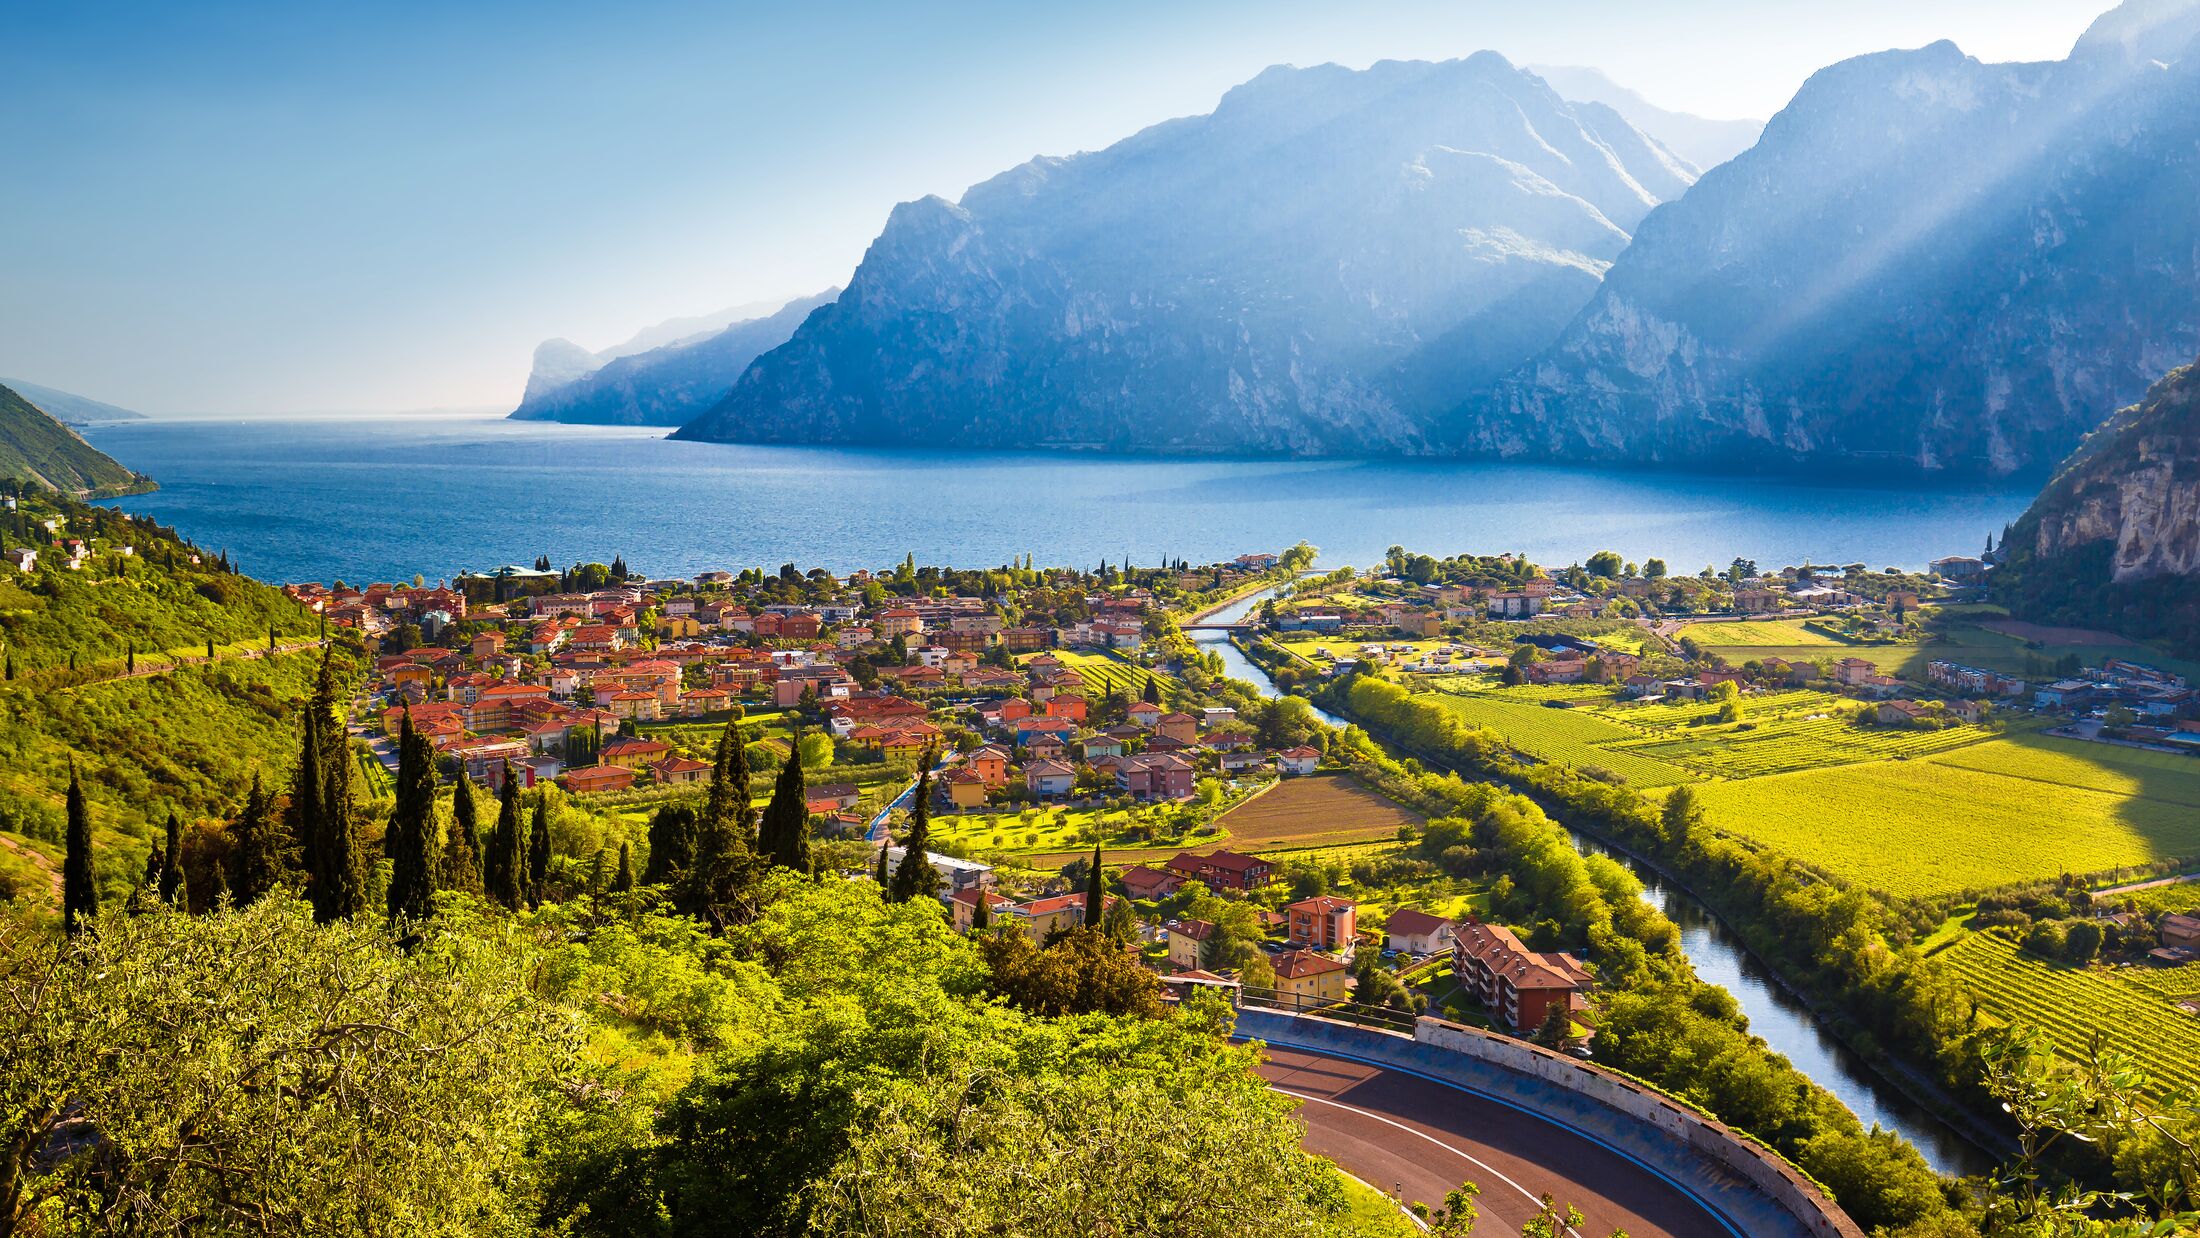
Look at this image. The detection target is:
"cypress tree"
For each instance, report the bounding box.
[386,711,440,921]
[159,811,184,907]
[888,758,941,904]
[290,713,324,878]
[615,842,635,893]
[1141,676,1161,706]
[874,841,890,888]
[311,701,367,923]
[971,890,992,930]
[487,763,526,909]
[127,644,135,675]
[1082,843,1104,929]
[527,794,551,906]
[759,737,809,871]
[442,769,485,895]
[642,805,696,885]
[62,762,96,935]
[231,773,285,904]
[682,721,757,920]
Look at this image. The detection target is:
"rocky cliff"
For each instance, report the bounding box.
[1998,358,2200,652]
[675,54,1694,455]
[1464,5,2200,477]
[510,291,836,426]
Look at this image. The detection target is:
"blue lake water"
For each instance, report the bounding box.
[85,416,2035,584]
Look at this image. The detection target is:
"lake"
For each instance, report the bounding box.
[84,416,2035,583]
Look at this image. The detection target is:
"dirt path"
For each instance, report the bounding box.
[2097,870,2200,898]
[0,831,62,902]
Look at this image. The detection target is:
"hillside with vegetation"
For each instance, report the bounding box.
[1996,355,2200,655]
[0,381,148,497]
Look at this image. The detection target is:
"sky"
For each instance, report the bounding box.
[0,0,2107,417]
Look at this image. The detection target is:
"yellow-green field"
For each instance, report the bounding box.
[1593,690,2011,779]
[1691,734,2200,896]
[1938,932,2200,1099]
[1023,650,1163,698]
[1675,619,1848,648]
[1430,693,1696,787]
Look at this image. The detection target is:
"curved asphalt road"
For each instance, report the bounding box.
[1259,1047,1736,1238]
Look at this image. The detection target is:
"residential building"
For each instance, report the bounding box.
[1162,849,1273,891]
[1384,908,1456,956]
[1119,865,1185,901]
[1276,747,1321,776]
[1270,949,1349,1006]
[1286,895,1357,951]
[1024,759,1075,798]
[1167,919,1216,970]
[562,764,637,794]
[1452,918,1593,1034]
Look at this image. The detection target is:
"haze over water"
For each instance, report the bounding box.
[87,417,2034,584]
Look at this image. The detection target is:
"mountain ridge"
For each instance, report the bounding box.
[510,290,837,426]
[0,381,151,497]
[1523,65,1763,171]
[675,53,1694,455]
[1,378,147,425]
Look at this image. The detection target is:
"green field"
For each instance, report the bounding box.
[1691,736,2200,896]
[1940,932,2200,1099]
[1025,650,1163,699]
[1592,690,2009,779]
[1676,619,1848,648]
[1429,693,1695,787]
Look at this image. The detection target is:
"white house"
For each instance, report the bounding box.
[1277,746,1321,776]
[2,548,35,572]
[1384,908,1457,956]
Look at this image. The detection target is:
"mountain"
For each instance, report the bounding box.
[0,381,150,496]
[518,298,796,407]
[1466,1,2200,478]
[675,54,1695,456]
[1524,65,1763,171]
[1996,356,2200,655]
[510,291,837,425]
[0,378,146,425]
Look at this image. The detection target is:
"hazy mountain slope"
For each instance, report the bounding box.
[677,54,1693,455]
[0,382,149,496]
[518,298,795,407]
[1468,7,2200,478]
[1996,356,2200,654]
[510,291,837,425]
[1525,65,1764,170]
[0,379,146,425]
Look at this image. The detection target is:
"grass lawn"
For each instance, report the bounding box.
[1329,1171,1420,1236]
[1939,931,2200,1100]
[1691,736,2200,896]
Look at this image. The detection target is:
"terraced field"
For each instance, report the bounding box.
[1429,693,1695,787]
[1691,754,2200,896]
[1939,932,2200,1099]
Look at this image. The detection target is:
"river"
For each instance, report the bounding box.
[1192,587,1994,1179]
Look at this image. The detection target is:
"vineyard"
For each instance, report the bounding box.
[1938,932,2200,1099]
[1428,692,1695,787]
[1034,651,1162,700]
[1602,709,2005,779]
[1931,734,2200,810]
[1691,754,2200,897]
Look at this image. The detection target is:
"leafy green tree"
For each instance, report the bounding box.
[1660,784,1702,850]
[0,896,572,1234]
[1429,1181,1481,1236]
[62,762,96,935]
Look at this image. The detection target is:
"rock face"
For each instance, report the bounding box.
[675,54,1694,455]
[1998,357,2200,653]
[1467,6,2200,477]
[510,292,837,426]
[1524,65,1763,171]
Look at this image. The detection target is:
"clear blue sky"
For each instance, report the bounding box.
[0,0,2102,416]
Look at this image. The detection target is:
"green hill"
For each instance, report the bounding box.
[0,379,150,496]
[0,376,147,424]
[1997,356,2200,655]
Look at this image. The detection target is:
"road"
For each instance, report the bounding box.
[1258,1046,1738,1238]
